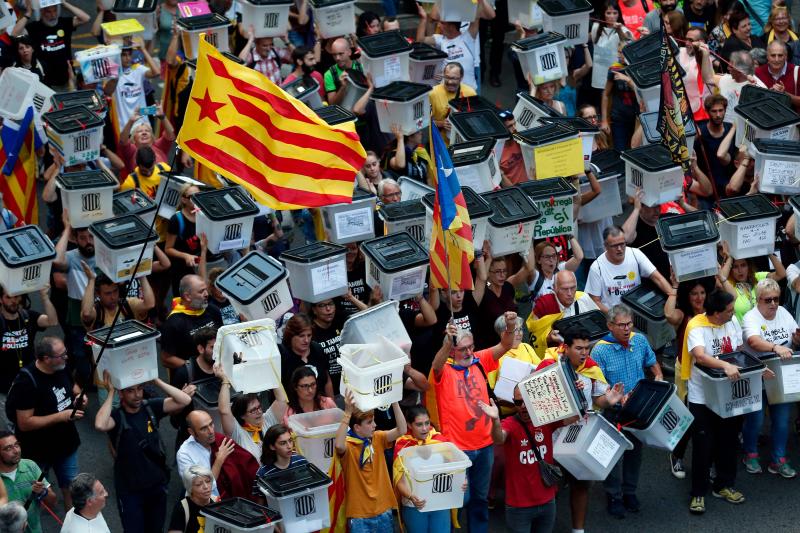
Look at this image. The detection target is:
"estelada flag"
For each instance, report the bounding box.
[0,107,40,226]
[177,39,366,210]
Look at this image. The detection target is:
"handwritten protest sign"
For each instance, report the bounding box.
[534,137,583,179]
[519,362,582,426]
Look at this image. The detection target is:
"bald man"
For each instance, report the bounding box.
[177,411,226,498]
[755,40,800,110]
[323,37,364,106]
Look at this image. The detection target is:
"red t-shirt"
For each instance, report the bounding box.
[618,0,654,40]
[500,416,558,507]
[117,134,172,182]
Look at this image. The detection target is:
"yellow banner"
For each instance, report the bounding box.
[534,137,584,179]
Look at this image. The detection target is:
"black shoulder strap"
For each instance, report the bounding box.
[514,415,545,463]
[113,407,130,455]
[531,271,547,302]
[473,361,497,403]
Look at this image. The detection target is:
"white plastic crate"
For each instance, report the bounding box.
[89,320,160,390]
[481,187,541,256]
[398,442,472,512]
[616,380,694,451]
[280,242,348,303]
[751,139,800,195]
[578,174,622,223]
[0,67,40,121]
[512,32,567,85]
[448,139,499,193]
[113,0,157,40]
[288,408,344,474]
[518,359,586,426]
[310,0,356,38]
[409,43,447,86]
[215,251,294,322]
[508,0,543,28]
[55,169,118,228]
[238,0,293,38]
[435,0,477,21]
[371,81,431,135]
[338,337,410,411]
[153,174,204,221]
[734,99,800,149]
[339,300,412,353]
[398,176,434,201]
[75,45,121,84]
[358,31,411,88]
[656,210,720,283]
[259,463,332,533]
[214,319,281,394]
[518,177,577,240]
[512,91,563,130]
[192,186,260,254]
[553,412,633,481]
[0,225,56,296]
[539,0,592,47]
[201,498,282,533]
[320,188,376,244]
[361,233,429,302]
[43,105,104,166]
[177,13,231,60]
[698,351,765,418]
[378,199,427,243]
[717,194,780,260]
[621,144,683,207]
[89,215,158,282]
[763,354,800,405]
[621,283,676,352]
[113,188,157,227]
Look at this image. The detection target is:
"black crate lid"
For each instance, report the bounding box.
[371,81,431,102]
[280,241,346,264]
[621,30,678,64]
[515,122,576,146]
[176,13,230,31]
[361,232,428,272]
[201,497,281,528]
[50,90,106,114]
[537,0,592,16]
[56,169,117,190]
[553,310,608,340]
[512,31,566,51]
[327,187,375,207]
[515,92,564,118]
[697,351,765,378]
[620,144,678,172]
[410,42,448,61]
[258,462,331,497]
[192,377,223,406]
[559,356,588,414]
[655,210,719,251]
[86,319,159,348]
[739,83,791,108]
[615,379,674,429]
[448,95,502,116]
[621,280,667,322]
[625,59,663,89]
[482,187,541,227]
[43,105,104,133]
[186,51,243,69]
[113,188,156,217]
[216,250,288,304]
[113,0,156,12]
[450,109,510,141]
[89,214,158,250]
[282,76,320,99]
[191,186,260,221]
[449,139,494,166]
[421,186,494,219]
[540,116,599,134]
[717,194,780,223]
[518,177,577,201]
[313,104,357,125]
[378,198,426,222]
[639,111,696,143]
[0,225,56,268]
[357,30,411,58]
[752,138,800,157]
[734,99,800,130]
[309,0,353,8]
[591,149,625,176]
[241,0,293,5]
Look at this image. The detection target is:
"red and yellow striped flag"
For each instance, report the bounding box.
[177,39,366,210]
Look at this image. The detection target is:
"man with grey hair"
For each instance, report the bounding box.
[160,274,222,369]
[717,50,766,124]
[591,303,662,519]
[0,502,27,533]
[61,473,109,532]
[527,271,598,353]
[755,39,800,110]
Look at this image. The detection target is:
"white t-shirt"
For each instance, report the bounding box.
[60,509,111,533]
[113,65,148,134]
[577,372,609,406]
[717,75,767,124]
[686,317,743,404]
[786,262,800,318]
[742,306,798,347]
[585,247,656,309]
[432,33,477,89]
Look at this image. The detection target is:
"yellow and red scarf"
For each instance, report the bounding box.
[169,297,205,317]
[680,313,727,380]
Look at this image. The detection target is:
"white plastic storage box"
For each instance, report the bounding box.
[615,380,694,451]
[201,498,282,533]
[338,337,410,410]
[515,122,578,180]
[518,357,587,426]
[435,0,477,21]
[340,300,412,352]
[378,198,427,243]
[0,67,41,121]
[518,177,577,239]
[100,18,145,45]
[56,169,117,228]
[621,144,682,207]
[481,187,541,256]
[449,109,511,160]
[553,412,633,481]
[283,76,323,109]
[621,281,676,351]
[422,186,494,251]
[112,188,157,227]
[89,215,158,283]
[337,71,368,111]
[538,0,592,47]
[398,442,473,512]
[762,354,800,405]
[215,251,293,321]
[310,0,355,39]
[43,105,104,166]
[192,186,260,254]
[153,174,204,220]
[371,81,431,135]
[698,351,765,418]
[639,111,696,158]
[626,59,669,113]
[185,50,246,71]
[238,0,293,38]
[361,232,429,301]
[511,32,567,85]
[357,30,411,88]
[578,168,623,223]
[51,90,107,120]
[541,116,600,164]
[512,91,563,130]
[177,13,231,60]
[0,226,56,296]
[446,139,500,193]
[313,104,357,126]
[717,194,780,260]
[112,0,157,40]
[288,408,344,474]
[398,176,434,201]
[88,320,160,390]
[656,210,719,283]
[214,319,281,394]
[751,139,800,195]
[320,187,376,244]
[409,42,448,86]
[508,0,543,29]
[75,45,121,84]
[734,99,800,148]
[552,310,609,343]
[258,463,332,533]
[280,242,348,303]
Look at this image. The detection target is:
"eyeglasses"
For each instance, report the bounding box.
[246,405,263,415]
[760,296,780,304]
[315,301,335,309]
[382,191,401,199]
[540,253,558,261]
[454,344,475,354]
[612,321,633,329]
[296,382,316,390]
[49,351,68,360]
[605,241,626,249]
[489,269,507,275]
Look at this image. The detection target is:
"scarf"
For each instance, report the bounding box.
[450,357,479,379]
[595,332,634,350]
[539,349,607,384]
[680,313,728,380]
[169,297,206,317]
[242,423,262,444]
[768,29,799,43]
[346,429,373,469]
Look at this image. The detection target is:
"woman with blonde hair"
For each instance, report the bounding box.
[764,6,797,43]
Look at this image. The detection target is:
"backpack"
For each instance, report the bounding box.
[5,366,36,432]
[111,400,170,483]
[129,163,168,190]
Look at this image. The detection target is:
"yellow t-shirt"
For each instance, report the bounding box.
[341,430,397,519]
[429,83,477,142]
[119,162,172,199]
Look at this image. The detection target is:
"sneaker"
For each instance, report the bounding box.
[670,454,686,479]
[712,487,746,504]
[689,496,705,514]
[623,494,641,513]
[743,454,762,474]
[607,495,626,519]
[768,458,797,479]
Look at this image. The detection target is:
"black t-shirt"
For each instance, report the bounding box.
[7,364,80,464]
[26,17,74,87]
[0,310,43,393]
[109,399,168,493]
[0,34,14,70]
[695,121,735,196]
[279,342,330,392]
[209,296,239,326]
[312,316,345,394]
[608,65,639,121]
[685,4,716,32]
[169,497,208,533]
[399,298,435,378]
[631,219,670,276]
[434,291,479,340]
[166,212,222,262]
[336,261,371,317]
[161,308,223,362]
